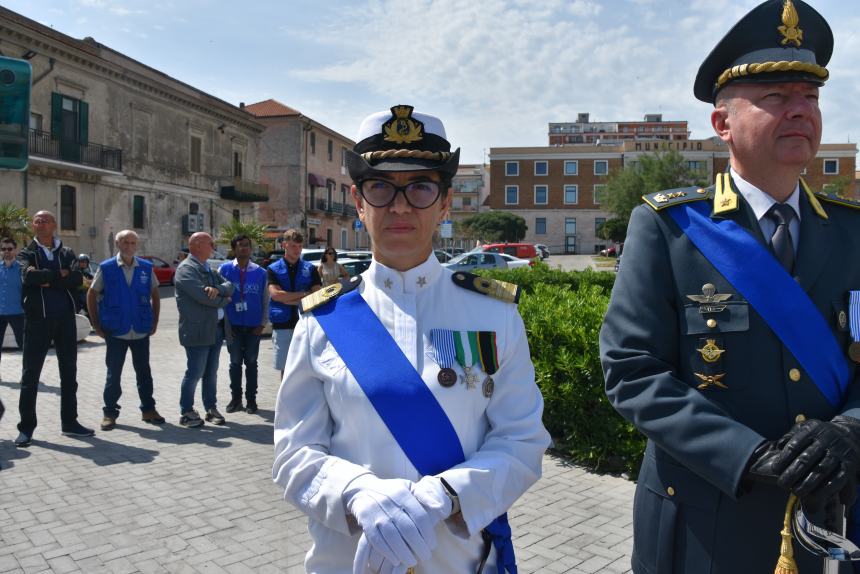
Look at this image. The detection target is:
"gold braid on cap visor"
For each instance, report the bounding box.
[715,60,828,90]
[362,149,452,163]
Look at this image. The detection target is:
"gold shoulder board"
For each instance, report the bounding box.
[300,276,362,313]
[814,192,860,212]
[451,272,521,304]
[642,185,712,211]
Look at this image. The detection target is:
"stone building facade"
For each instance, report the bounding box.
[0,6,266,262]
[246,99,368,250]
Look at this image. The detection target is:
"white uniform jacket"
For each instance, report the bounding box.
[273,254,550,573]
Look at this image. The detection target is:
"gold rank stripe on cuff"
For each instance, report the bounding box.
[642,186,711,211]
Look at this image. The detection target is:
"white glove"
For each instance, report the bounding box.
[354,533,409,574]
[409,476,453,522]
[344,475,437,571]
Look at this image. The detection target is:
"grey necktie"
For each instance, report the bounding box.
[767,203,795,272]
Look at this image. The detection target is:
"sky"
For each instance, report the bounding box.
[5,0,859,164]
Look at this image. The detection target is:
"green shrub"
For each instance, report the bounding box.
[481,270,644,477]
[478,261,616,295]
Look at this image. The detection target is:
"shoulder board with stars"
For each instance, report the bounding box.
[300,276,362,314]
[814,192,860,212]
[642,185,713,211]
[451,272,521,304]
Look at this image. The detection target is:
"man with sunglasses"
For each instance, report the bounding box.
[273,106,549,573]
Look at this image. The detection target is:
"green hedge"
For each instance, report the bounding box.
[479,266,645,477]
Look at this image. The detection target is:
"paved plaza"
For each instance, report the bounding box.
[0,287,634,573]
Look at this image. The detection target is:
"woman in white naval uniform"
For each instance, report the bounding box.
[273,106,550,574]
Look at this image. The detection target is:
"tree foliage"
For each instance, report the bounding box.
[216,219,269,253]
[822,175,855,199]
[597,218,628,243]
[605,150,709,224]
[459,211,527,243]
[0,202,30,246]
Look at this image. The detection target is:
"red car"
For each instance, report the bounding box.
[139,256,176,285]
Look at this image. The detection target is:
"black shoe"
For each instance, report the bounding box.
[245,401,258,414]
[14,432,32,447]
[225,398,243,413]
[61,422,95,437]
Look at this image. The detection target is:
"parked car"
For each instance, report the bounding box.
[599,244,623,257]
[434,249,452,263]
[443,252,509,272]
[498,253,532,269]
[340,250,373,261]
[206,249,229,271]
[534,244,550,259]
[261,250,284,268]
[4,314,90,347]
[139,256,176,285]
[339,258,372,277]
[301,248,329,265]
[481,243,538,260]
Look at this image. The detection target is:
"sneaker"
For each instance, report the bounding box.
[100,416,116,431]
[225,398,243,413]
[245,401,258,414]
[180,410,204,428]
[62,422,95,437]
[14,432,32,447]
[141,409,165,424]
[205,408,225,425]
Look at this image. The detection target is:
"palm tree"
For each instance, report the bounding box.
[216,218,269,256]
[0,202,30,246]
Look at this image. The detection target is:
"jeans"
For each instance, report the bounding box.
[103,335,156,419]
[179,324,223,414]
[227,326,260,402]
[18,315,79,434]
[0,313,25,374]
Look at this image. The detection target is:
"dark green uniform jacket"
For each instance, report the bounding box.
[600,174,860,574]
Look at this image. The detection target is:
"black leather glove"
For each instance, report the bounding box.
[773,416,860,512]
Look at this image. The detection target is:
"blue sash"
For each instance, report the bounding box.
[668,200,851,407]
[314,289,517,573]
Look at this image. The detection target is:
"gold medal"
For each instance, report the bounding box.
[697,339,726,363]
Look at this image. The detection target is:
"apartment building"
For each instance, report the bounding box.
[246,99,368,249]
[0,6,266,262]
[548,113,690,146]
[489,138,856,254]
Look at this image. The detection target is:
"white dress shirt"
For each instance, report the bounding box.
[273,253,550,573]
[731,167,801,253]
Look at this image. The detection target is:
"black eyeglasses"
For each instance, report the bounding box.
[359,179,442,209]
[0,247,13,252]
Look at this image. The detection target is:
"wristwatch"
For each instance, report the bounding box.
[439,477,461,515]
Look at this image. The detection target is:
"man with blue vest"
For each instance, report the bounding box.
[88,229,164,431]
[267,229,321,380]
[219,234,268,414]
[600,1,860,572]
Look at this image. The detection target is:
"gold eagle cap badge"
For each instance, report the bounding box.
[778,0,803,47]
[383,105,424,145]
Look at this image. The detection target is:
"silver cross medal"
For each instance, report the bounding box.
[461,366,480,390]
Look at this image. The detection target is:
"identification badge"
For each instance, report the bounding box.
[235,301,248,312]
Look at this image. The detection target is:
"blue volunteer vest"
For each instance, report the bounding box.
[220,260,267,327]
[268,258,315,324]
[97,257,153,336]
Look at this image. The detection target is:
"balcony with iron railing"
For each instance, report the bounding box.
[220,178,269,202]
[29,128,123,172]
[306,197,358,218]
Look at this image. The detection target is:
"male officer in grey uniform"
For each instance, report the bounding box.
[600,1,860,572]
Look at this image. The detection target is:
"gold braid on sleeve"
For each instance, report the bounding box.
[716,60,829,90]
